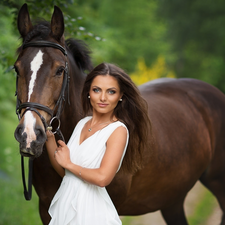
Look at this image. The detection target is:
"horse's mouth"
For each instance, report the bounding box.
[20,148,35,157]
[20,152,36,158]
[20,144,43,158]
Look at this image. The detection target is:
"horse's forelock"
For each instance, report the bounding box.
[25,21,51,42]
[17,21,51,54]
[66,38,93,72]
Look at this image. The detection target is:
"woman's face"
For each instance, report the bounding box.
[89,75,123,116]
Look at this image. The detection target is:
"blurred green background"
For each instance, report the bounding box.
[0,0,224,224]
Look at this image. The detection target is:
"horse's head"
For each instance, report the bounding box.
[14,4,69,157]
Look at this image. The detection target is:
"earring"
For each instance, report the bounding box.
[119,98,122,102]
[88,95,90,99]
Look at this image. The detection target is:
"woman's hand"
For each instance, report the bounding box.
[46,130,55,139]
[54,140,72,169]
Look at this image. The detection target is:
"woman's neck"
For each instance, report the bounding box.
[90,112,116,125]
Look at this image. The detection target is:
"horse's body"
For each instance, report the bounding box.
[14,4,225,225]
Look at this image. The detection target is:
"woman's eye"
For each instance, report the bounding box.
[108,90,116,94]
[93,88,100,93]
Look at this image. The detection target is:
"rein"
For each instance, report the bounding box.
[15,41,70,200]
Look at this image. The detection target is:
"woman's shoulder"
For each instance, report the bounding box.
[113,120,128,130]
[106,120,129,137]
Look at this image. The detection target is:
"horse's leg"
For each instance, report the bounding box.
[200,170,225,225]
[161,199,188,225]
[39,197,51,225]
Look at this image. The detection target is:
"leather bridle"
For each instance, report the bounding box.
[15,40,70,200]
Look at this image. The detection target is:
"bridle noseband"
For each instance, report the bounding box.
[15,41,70,200]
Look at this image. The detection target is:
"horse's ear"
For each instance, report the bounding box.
[50,6,64,42]
[17,3,33,39]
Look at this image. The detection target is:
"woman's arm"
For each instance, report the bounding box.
[45,131,65,178]
[56,126,128,187]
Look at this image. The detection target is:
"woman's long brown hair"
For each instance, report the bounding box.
[81,63,151,173]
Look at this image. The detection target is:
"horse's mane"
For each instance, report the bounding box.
[17,20,93,72]
[66,38,93,72]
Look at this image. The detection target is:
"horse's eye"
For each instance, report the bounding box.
[56,67,65,76]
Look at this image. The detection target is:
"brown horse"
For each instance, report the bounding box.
[14,4,225,225]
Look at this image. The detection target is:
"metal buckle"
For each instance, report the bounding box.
[48,116,61,134]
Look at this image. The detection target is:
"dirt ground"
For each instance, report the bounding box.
[123,181,222,225]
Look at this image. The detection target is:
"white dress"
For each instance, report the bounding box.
[48,116,129,225]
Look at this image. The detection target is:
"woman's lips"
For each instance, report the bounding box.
[97,103,108,107]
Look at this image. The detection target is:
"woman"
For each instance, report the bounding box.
[46,63,151,225]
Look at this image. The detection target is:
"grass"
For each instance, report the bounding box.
[122,216,136,225]
[188,189,218,225]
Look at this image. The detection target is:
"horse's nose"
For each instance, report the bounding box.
[14,124,47,157]
[34,126,47,146]
[14,124,26,145]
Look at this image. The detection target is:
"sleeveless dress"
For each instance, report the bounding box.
[48,116,129,225]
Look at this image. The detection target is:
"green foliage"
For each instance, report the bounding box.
[1,0,104,43]
[0,65,16,118]
[0,6,19,65]
[2,0,225,91]
[1,0,75,24]
[75,0,169,72]
[0,5,19,118]
[158,0,225,92]
[99,0,168,72]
